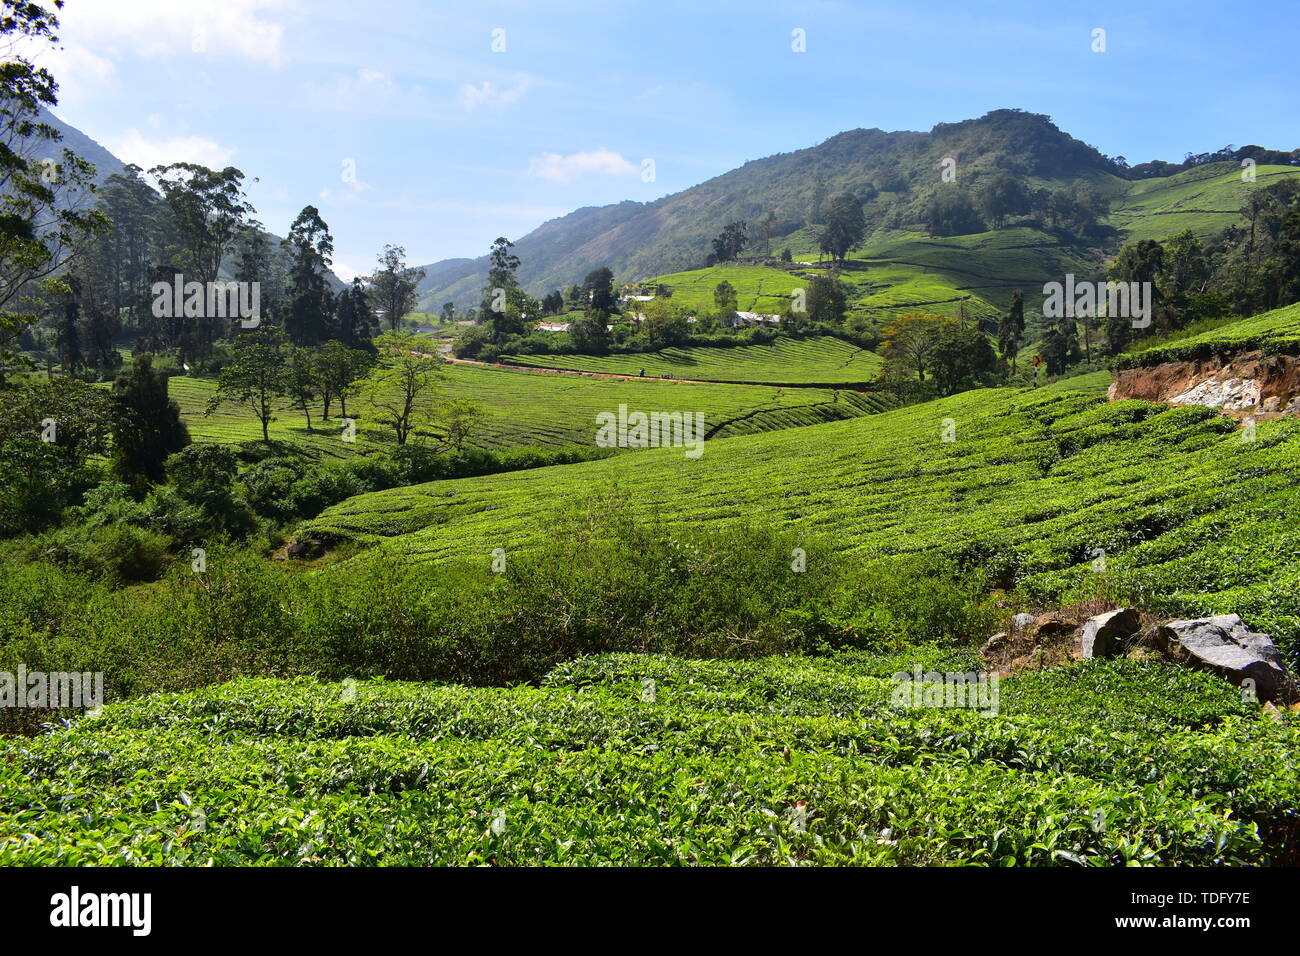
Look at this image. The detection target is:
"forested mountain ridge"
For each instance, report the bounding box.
[412,108,1299,309]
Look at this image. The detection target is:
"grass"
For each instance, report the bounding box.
[646,264,805,313]
[1,653,1293,865]
[502,335,883,384]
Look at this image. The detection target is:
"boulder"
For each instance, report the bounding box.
[286,536,326,560]
[1080,607,1140,659]
[1155,615,1298,703]
[1010,613,1036,632]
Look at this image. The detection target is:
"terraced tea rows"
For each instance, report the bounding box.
[169,363,889,456]
[1,653,1290,865]
[502,335,882,384]
[306,371,1300,653]
[1118,301,1300,368]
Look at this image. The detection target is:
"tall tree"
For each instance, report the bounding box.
[281,205,335,345]
[0,0,110,374]
[369,243,425,332]
[110,353,190,488]
[367,329,442,444]
[334,277,377,349]
[818,193,866,263]
[998,289,1025,371]
[207,326,290,442]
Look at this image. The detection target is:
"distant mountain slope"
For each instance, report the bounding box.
[34,109,344,290]
[415,108,1298,311]
[34,108,127,184]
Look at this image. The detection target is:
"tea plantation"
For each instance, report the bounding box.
[502,335,882,384]
[3,652,1295,865]
[305,371,1300,656]
[170,361,892,456]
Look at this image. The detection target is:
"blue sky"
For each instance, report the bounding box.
[30,0,1300,279]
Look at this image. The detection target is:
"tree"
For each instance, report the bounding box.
[439,398,483,453]
[880,312,943,383]
[440,300,458,324]
[314,339,371,419]
[0,376,114,533]
[208,326,290,442]
[710,221,748,263]
[818,192,866,263]
[930,317,998,395]
[979,171,1030,229]
[540,290,563,316]
[110,353,190,488]
[286,346,321,431]
[334,277,378,349]
[805,274,846,325]
[998,289,1025,371]
[0,2,111,374]
[926,191,985,236]
[1040,312,1080,375]
[583,267,616,314]
[370,244,425,332]
[481,236,519,317]
[713,280,738,324]
[150,163,254,360]
[368,329,442,444]
[281,205,335,346]
[642,297,689,347]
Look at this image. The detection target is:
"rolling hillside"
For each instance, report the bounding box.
[169,361,891,456]
[502,335,882,384]
[305,370,1300,656]
[414,108,1299,313]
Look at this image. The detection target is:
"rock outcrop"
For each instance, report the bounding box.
[1109,350,1300,418]
[981,606,1299,704]
[1155,614,1298,704]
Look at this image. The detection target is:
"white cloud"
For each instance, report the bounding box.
[526,148,637,184]
[107,128,236,170]
[58,0,286,66]
[458,75,531,111]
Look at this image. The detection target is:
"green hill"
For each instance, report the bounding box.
[414,108,1298,314]
[503,335,882,384]
[306,371,1300,653]
[169,362,890,456]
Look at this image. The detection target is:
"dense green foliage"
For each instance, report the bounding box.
[2,654,1293,865]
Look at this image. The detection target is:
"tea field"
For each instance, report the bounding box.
[1,653,1293,865]
[306,370,1300,654]
[169,362,892,457]
[502,335,882,384]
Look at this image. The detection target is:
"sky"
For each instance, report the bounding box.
[24,0,1300,280]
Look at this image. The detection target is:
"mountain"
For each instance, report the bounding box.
[413,109,1126,309]
[34,110,344,291]
[34,108,128,184]
[414,108,1299,311]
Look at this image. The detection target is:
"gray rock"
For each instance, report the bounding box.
[1156,616,1298,703]
[1010,613,1036,632]
[286,536,325,560]
[1081,607,1140,659]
